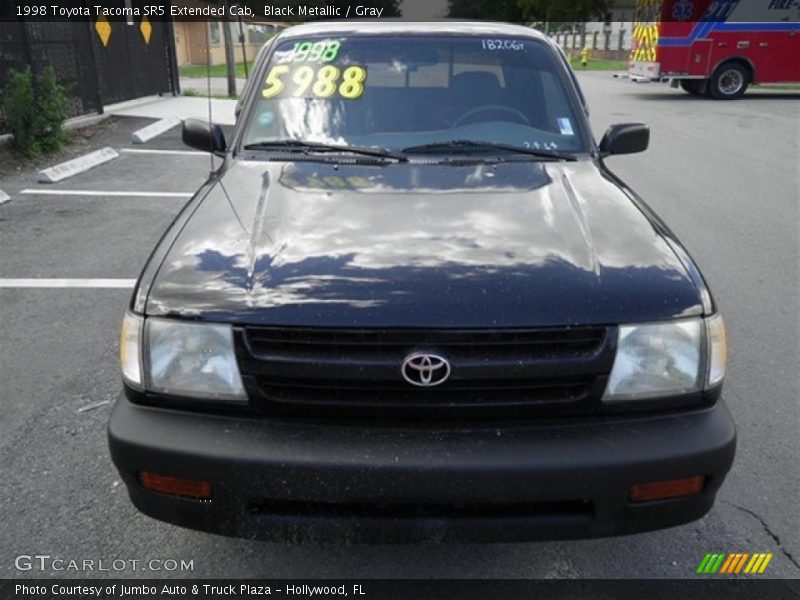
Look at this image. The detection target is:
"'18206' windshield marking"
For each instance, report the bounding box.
[481,39,525,51]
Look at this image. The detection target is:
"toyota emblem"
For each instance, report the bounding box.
[401,352,451,387]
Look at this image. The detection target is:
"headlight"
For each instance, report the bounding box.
[603,317,710,402]
[146,317,246,401]
[120,311,144,386]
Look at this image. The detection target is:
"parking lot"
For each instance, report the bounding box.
[0,72,797,579]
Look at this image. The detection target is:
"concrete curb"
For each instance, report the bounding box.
[0,113,111,149]
[37,147,119,183]
[132,117,181,144]
[103,95,163,113]
[64,112,111,130]
[0,190,10,205]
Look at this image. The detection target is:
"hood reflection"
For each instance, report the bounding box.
[146,160,702,327]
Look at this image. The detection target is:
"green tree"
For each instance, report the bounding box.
[1,66,69,157]
[1,68,37,156]
[448,0,609,23]
[447,0,524,21]
[518,0,609,22]
[34,66,69,153]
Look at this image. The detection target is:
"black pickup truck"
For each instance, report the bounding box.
[109,21,735,543]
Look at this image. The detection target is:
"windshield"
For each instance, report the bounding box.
[241,34,590,155]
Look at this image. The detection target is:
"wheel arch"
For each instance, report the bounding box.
[711,56,756,83]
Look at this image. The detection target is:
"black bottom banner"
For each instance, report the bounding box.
[2,579,799,600]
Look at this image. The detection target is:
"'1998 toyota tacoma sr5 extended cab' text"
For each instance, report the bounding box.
[109,21,735,543]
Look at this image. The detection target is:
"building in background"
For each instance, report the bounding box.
[171,0,286,66]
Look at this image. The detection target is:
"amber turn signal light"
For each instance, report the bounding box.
[139,472,212,500]
[630,476,705,502]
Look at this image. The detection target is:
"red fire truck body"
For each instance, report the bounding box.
[630,0,800,98]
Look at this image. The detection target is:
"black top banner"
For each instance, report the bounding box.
[3,0,800,23]
[2,0,400,22]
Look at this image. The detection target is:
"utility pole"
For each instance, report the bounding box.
[221,0,237,98]
[544,4,550,35]
[238,15,249,79]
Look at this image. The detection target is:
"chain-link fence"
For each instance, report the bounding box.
[552,23,633,61]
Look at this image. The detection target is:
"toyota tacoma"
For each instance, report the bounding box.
[109,21,735,543]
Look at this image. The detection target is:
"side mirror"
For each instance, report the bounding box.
[182,118,226,156]
[599,123,649,156]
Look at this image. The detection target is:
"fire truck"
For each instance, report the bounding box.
[629,0,800,98]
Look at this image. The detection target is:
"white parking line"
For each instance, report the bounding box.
[119,148,206,157]
[0,190,10,205]
[20,189,193,198]
[0,278,136,288]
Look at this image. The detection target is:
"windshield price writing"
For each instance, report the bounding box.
[263,65,367,99]
[279,40,342,63]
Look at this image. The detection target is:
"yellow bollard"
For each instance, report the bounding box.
[580,47,589,67]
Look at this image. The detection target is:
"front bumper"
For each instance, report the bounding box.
[109,396,736,543]
[629,61,662,81]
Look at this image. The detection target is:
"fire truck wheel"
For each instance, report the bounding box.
[679,80,703,96]
[709,61,750,100]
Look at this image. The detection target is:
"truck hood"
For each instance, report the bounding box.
[145,159,702,327]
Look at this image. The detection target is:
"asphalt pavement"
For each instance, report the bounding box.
[0,73,797,579]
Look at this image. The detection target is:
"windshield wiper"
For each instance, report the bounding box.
[243,140,407,162]
[401,140,576,162]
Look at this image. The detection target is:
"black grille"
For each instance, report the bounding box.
[236,326,615,420]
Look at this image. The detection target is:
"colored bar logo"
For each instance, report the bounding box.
[696,552,773,574]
